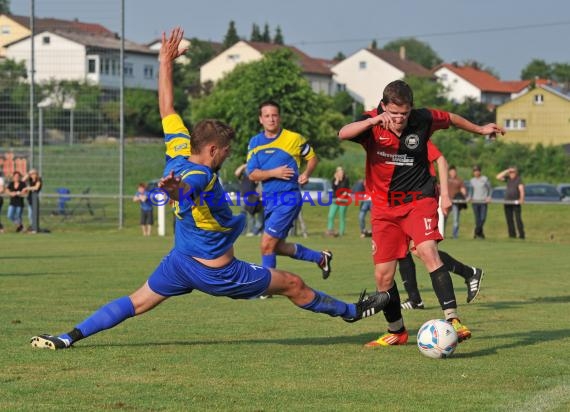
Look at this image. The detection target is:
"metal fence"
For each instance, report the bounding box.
[0,1,125,227]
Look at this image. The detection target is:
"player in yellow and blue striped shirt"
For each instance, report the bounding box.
[247,101,333,286]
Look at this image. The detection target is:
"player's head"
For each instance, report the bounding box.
[12,171,22,181]
[191,119,235,172]
[379,80,413,133]
[381,80,414,107]
[472,165,481,175]
[258,100,281,135]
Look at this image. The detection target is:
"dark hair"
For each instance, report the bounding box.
[258,100,280,115]
[449,165,456,171]
[191,119,235,154]
[12,171,22,178]
[382,80,414,107]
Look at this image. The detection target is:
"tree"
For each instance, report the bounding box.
[370,39,378,49]
[333,51,346,61]
[0,0,10,14]
[191,49,343,162]
[402,75,450,109]
[551,62,570,90]
[273,25,284,45]
[222,21,240,50]
[383,37,442,69]
[250,23,262,42]
[178,38,218,97]
[520,59,551,80]
[261,23,271,43]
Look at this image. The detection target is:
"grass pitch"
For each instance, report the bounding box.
[2,206,570,411]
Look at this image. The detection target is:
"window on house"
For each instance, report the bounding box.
[359,61,367,70]
[42,36,50,45]
[87,58,97,74]
[111,59,118,76]
[102,59,110,75]
[1,25,10,35]
[124,63,134,77]
[518,119,526,129]
[504,119,511,129]
[504,119,527,130]
[440,73,448,81]
[227,54,240,62]
[534,94,544,104]
[144,65,154,79]
[336,83,346,92]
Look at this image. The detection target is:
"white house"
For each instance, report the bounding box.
[433,63,530,106]
[200,40,334,95]
[331,48,432,110]
[6,30,159,90]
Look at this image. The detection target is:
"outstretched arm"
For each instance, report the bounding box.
[449,113,505,138]
[159,27,188,119]
[299,156,318,185]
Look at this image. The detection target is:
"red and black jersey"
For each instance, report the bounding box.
[350,108,450,207]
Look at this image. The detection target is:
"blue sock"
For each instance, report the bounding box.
[300,290,355,318]
[293,244,322,264]
[262,253,276,269]
[69,296,135,339]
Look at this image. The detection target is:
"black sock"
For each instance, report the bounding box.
[398,252,422,303]
[383,283,402,323]
[67,328,85,343]
[430,265,457,310]
[439,250,473,280]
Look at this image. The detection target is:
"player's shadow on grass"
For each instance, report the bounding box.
[480,295,570,309]
[89,332,382,349]
[452,328,570,358]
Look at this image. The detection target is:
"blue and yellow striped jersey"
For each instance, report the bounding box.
[171,162,245,259]
[246,128,315,193]
[162,113,192,177]
[162,114,245,259]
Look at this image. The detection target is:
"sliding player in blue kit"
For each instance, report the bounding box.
[30,27,388,350]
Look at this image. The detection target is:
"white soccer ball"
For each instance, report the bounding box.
[417,319,458,359]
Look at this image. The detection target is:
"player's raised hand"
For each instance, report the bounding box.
[160,27,188,62]
[158,171,188,201]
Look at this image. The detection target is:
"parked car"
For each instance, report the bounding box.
[301,177,333,203]
[491,186,506,201]
[493,183,562,203]
[524,183,562,202]
[557,183,570,202]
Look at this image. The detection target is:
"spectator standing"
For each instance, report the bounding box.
[6,171,25,232]
[326,166,350,237]
[496,166,525,239]
[446,165,467,239]
[24,169,42,233]
[132,183,153,236]
[468,165,492,239]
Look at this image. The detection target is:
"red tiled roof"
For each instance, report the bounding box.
[434,63,530,93]
[246,41,332,76]
[8,14,114,37]
[367,49,432,78]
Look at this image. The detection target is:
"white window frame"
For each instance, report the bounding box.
[534,94,544,105]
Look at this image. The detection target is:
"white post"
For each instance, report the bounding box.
[157,203,166,236]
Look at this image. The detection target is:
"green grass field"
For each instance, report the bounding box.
[2,203,570,411]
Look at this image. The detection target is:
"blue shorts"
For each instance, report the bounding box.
[147,249,272,299]
[263,191,302,239]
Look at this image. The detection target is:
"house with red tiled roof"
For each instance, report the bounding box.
[0,13,114,57]
[330,47,433,110]
[432,63,531,107]
[200,40,334,95]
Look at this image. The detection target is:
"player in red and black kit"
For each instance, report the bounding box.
[338,80,504,347]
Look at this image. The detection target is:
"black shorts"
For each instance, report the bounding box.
[140,209,154,225]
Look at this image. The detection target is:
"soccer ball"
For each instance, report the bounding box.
[417,319,458,359]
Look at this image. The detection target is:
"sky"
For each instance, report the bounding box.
[11,0,570,80]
